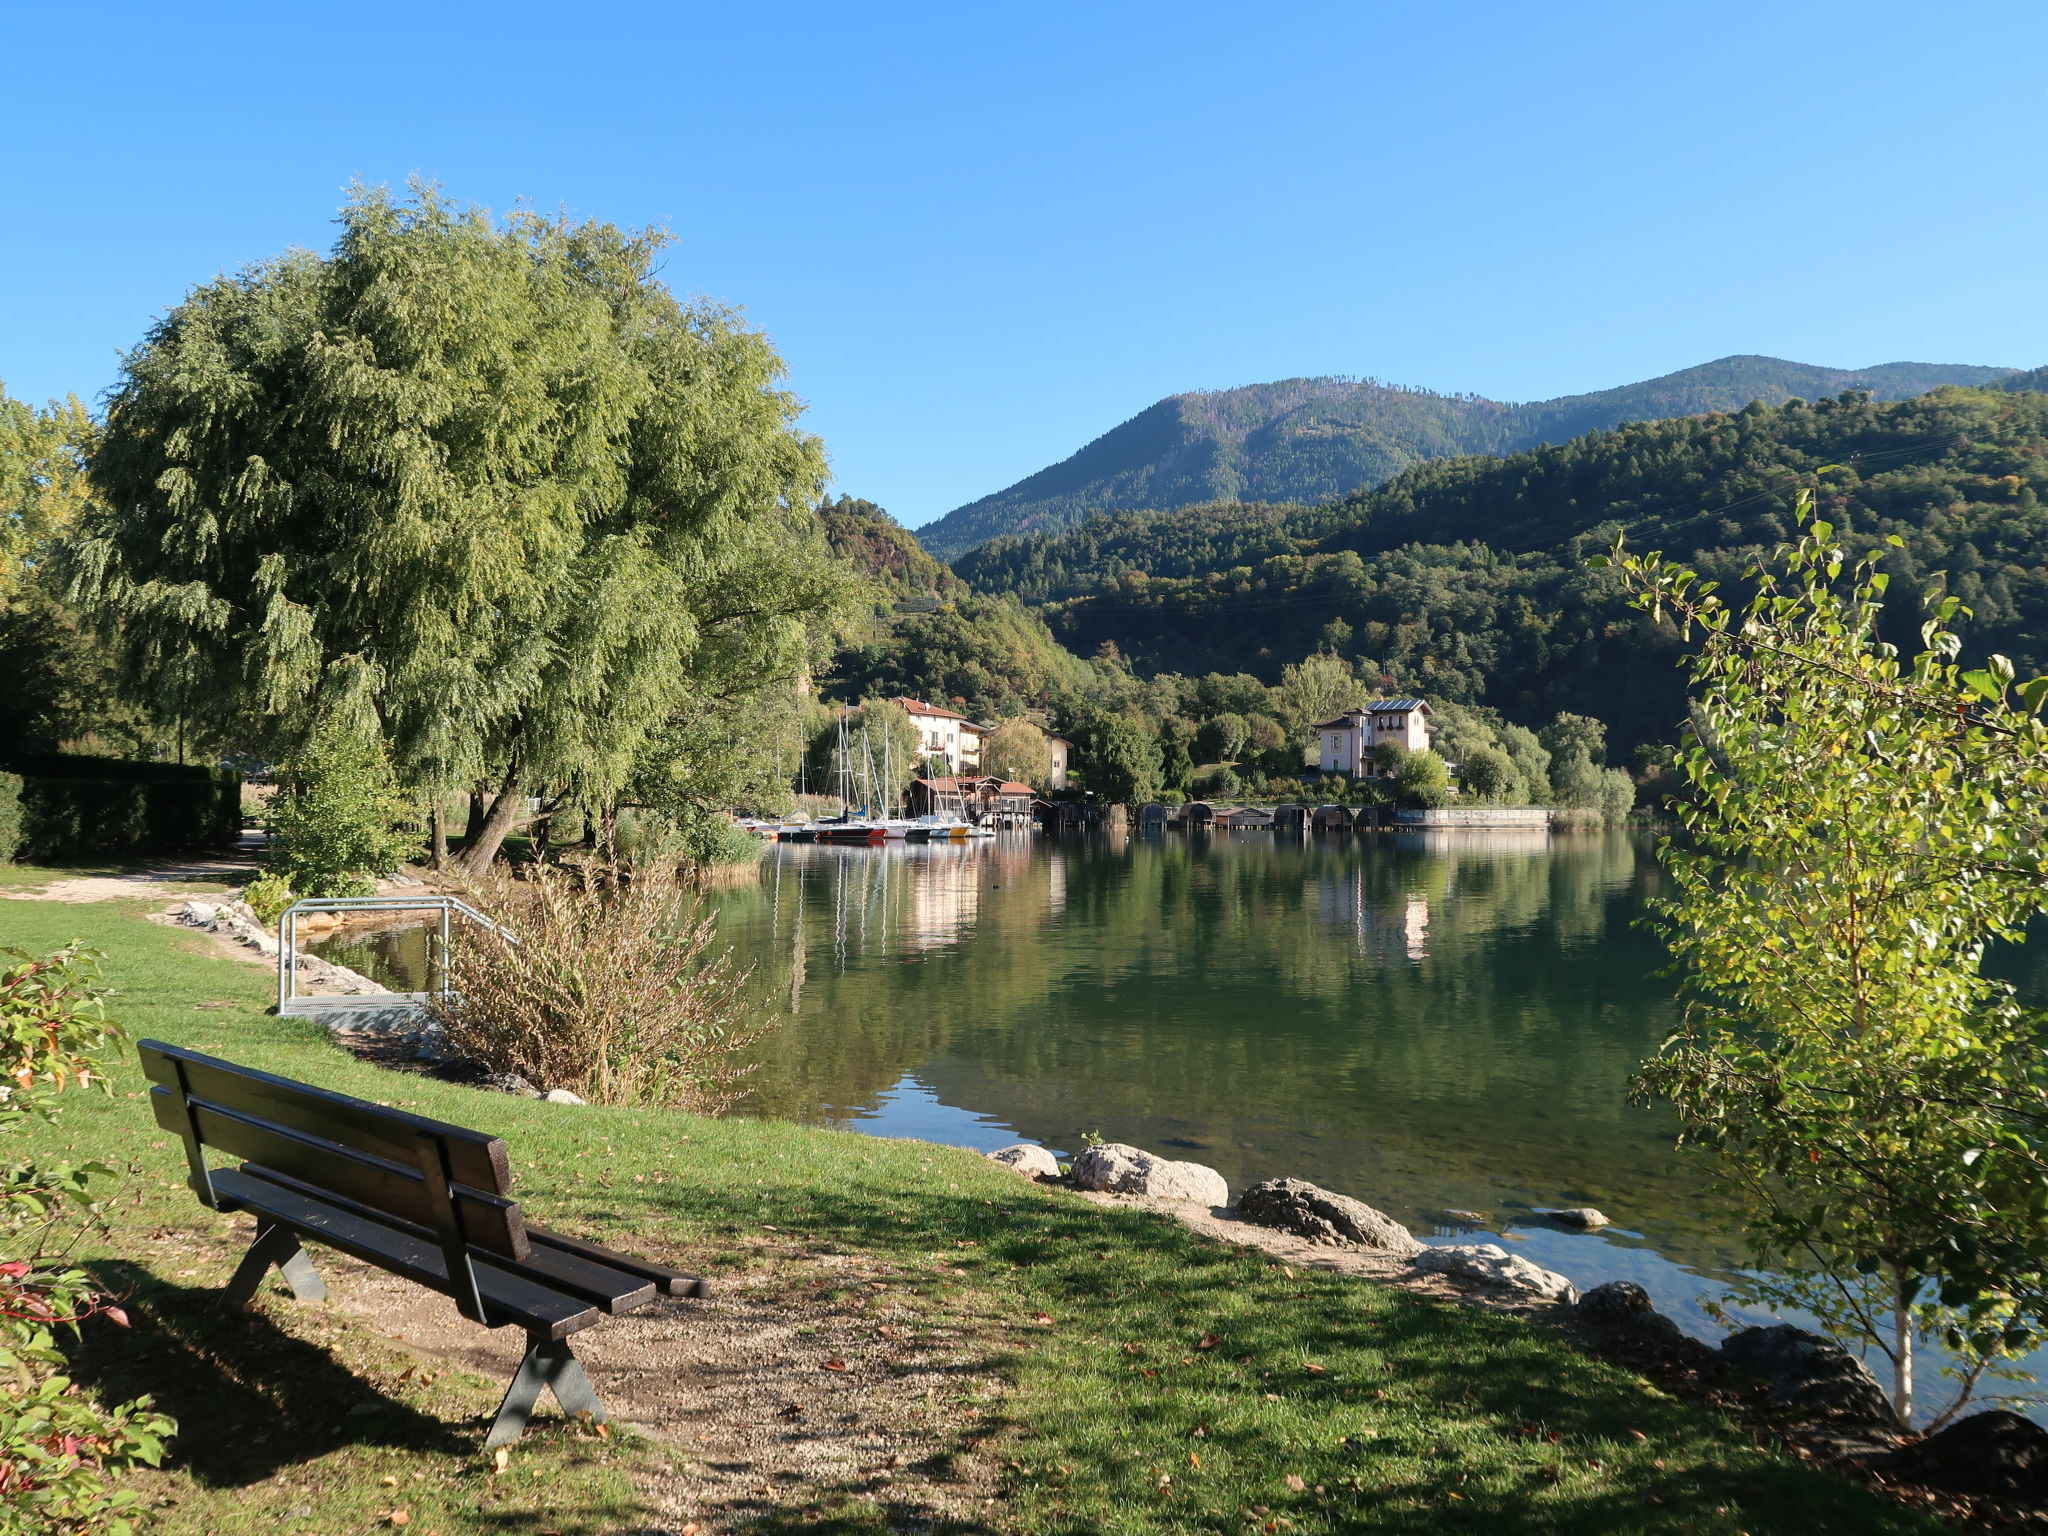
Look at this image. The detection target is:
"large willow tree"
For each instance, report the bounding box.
[70,185,847,869]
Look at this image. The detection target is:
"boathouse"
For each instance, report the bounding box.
[1311,804,1353,830]
[1273,803,1308,831]
[909,775,1035,826]
[1180,801,1215,828]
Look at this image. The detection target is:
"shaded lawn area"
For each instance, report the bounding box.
[3,898,1952,1536]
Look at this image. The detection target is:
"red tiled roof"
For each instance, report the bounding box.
[894,696,967,720]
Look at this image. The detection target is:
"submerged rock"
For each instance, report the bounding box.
[1719,1325,1901,1426]
[1237,1178,1422,1256]
[986,1143,1061,1179]
[1070,1142,1228,1205]
[1410,1244,1577,1303]
[1872,1410,2048,1494]
[1539,1207,1612,1229]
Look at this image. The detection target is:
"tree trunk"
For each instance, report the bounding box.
[457,768,524,876]
[429,800,447,870]
[1892,1264,1915,1424]
[464,788,488,845]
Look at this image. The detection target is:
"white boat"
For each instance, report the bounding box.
[912,814,972,840]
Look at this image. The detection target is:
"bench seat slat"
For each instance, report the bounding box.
[151,1087,529,1261]
[526,1229,710,1298]
[140,1042,511,1194]
[210,1168,600,1339]
[233,1166,657,1314]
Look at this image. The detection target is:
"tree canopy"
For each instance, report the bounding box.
[68,184,849,867]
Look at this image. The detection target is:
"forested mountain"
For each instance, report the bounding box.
[916,356,2014,558]
[955,382,2048,757]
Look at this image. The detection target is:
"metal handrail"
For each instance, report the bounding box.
[276,895,518,1012]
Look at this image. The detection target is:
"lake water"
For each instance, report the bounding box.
[311,828,2048,1416]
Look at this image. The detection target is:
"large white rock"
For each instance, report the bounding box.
[543,1088,587,1105]
[986,1143,1061,1179]
[1070,1142,1228,1206]
[1410,1243,1578,1303]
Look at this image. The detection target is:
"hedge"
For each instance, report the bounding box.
[0,773,20,864]
[3,756,242,862]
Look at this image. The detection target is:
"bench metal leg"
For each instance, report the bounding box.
[485,1334,608,1448]
[223,1219,328,1308]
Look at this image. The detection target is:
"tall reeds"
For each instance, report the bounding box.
[432,863,760,1110]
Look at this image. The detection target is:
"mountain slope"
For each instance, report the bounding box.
[917,356,2014,558]
[954,381,2048,755]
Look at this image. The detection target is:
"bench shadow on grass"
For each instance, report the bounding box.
[66,1260,471,1487]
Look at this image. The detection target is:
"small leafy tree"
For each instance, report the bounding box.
[1607,500,2048,1423]
[1459,745,1518,803]
[1393,749,1450,808]
[264,721,416,898]
[1,946,175,1529]
[980,718,1050,790]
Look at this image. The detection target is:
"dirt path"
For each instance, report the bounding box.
[305,1242,1010,1531]
[2,852,261,903]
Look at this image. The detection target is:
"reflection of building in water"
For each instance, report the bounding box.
[1403,897,1429,961]
[904,847,981,950]
[1393,827,1552,858]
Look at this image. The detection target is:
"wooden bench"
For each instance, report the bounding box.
[139,1039,708,1447]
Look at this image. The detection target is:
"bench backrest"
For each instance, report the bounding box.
[139,1040,530,1263]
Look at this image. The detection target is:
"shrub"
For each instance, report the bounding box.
[0,772,20,864]
[241,872,297,928]
[264,725,415,896]
[432,864,762,1109]
[1,946,175,1527]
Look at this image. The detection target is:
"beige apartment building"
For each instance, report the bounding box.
[1315,698,1434,777]
[893,697,985,775]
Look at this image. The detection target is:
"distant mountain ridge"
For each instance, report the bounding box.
[915,355,2015,558]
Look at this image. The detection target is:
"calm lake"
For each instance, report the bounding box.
[313,827,2048,1415]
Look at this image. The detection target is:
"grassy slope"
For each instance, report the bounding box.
[4,896,1948,1536]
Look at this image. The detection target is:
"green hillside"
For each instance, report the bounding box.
[955,381,2048,756]
[916,355,2014,559]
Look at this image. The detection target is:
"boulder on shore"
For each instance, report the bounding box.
[542,1088,587,1106]
[1718,1325,1901,1426]
[1070,1143,1228,1206]
[1410,1244,1577,1303]
[986,1143,1061,1179]
[1870,1410,2048,1495]
[1237,1178,1422,1256]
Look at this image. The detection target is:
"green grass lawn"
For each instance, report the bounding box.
[3,898,1951,1536]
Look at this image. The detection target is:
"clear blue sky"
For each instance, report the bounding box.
[6,2,2044,528]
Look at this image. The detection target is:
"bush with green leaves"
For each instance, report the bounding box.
[240,872,296,928]
[263,724,415,897]
[1,945,175,1529]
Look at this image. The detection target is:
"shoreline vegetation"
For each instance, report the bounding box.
[0,875,1996,1534]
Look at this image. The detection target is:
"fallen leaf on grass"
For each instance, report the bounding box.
[1304,1364,1326,1376]
[1030,1312,1054,1325]
[491,1447,510,1475]
[822,1359,848,1371]
[1284,1474,1307,1491]
[1197,1333,1219,1350]
[380,1476,401,1487]
[386,1512,410,1528]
